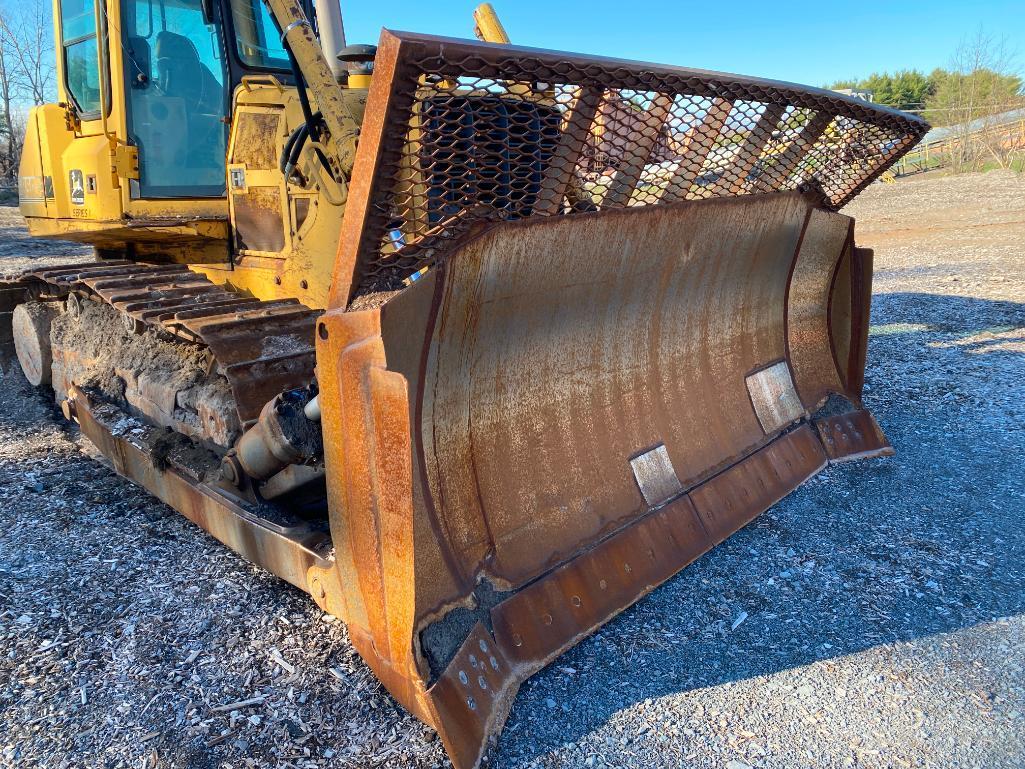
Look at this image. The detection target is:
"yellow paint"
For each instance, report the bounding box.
[473,3,511,44]
[21,0,228,242]
[191,83,368,309]
[112,144,139,180]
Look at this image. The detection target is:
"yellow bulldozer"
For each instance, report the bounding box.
[0,0,928,764]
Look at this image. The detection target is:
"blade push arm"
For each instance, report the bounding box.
[262,0,360,179]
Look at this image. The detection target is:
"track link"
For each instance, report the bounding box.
[7,261,318,427]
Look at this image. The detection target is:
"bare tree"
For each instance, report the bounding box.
[0,0,55,182]
[0,25,20,182]
[975,117,1025,171]
[926,31,1024,172]
[0,0,54,107]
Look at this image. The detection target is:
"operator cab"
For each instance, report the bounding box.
[19,0,313,258]
[120,0,227,197]
[118,0,301,197]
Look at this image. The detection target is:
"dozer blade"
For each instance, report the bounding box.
[2,29,926,769]
[312,195,890,768]
[302,32,924,768]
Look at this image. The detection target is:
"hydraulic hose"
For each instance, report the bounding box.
[279,110,324,181]
[280,123,305,173]
[283,43,333,179]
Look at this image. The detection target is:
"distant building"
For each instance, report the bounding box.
[833,88,874,103]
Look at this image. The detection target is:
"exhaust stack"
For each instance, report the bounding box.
[314,0,347,77]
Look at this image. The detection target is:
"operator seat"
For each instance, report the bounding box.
[154,31,222,114]
[153,30,224,167]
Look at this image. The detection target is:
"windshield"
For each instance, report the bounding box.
[229,0,290,70]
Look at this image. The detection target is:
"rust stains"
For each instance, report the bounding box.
[315,191,894,769]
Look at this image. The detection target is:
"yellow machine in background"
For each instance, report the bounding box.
[19,0,230,262]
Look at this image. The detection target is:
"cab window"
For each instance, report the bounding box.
[228,0,290,70]
[121,0,228,197]
[60,0,104,114]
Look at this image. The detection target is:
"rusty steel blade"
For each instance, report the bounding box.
[310,190,890,768]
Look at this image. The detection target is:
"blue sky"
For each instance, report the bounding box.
[338,0,1025,87]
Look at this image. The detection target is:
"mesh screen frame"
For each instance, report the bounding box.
[332,31,929,303]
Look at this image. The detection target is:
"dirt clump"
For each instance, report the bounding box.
[48,298,240,447]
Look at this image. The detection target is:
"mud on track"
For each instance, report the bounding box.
[1,171,1024,769]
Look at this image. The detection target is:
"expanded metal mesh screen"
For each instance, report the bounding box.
[342,32,929,298]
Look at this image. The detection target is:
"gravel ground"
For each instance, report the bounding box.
[1,171,1023,769]
[0,207,91,267]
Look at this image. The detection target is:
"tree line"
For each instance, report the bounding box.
[829,68,1023,123]
[828,33,1023,129]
